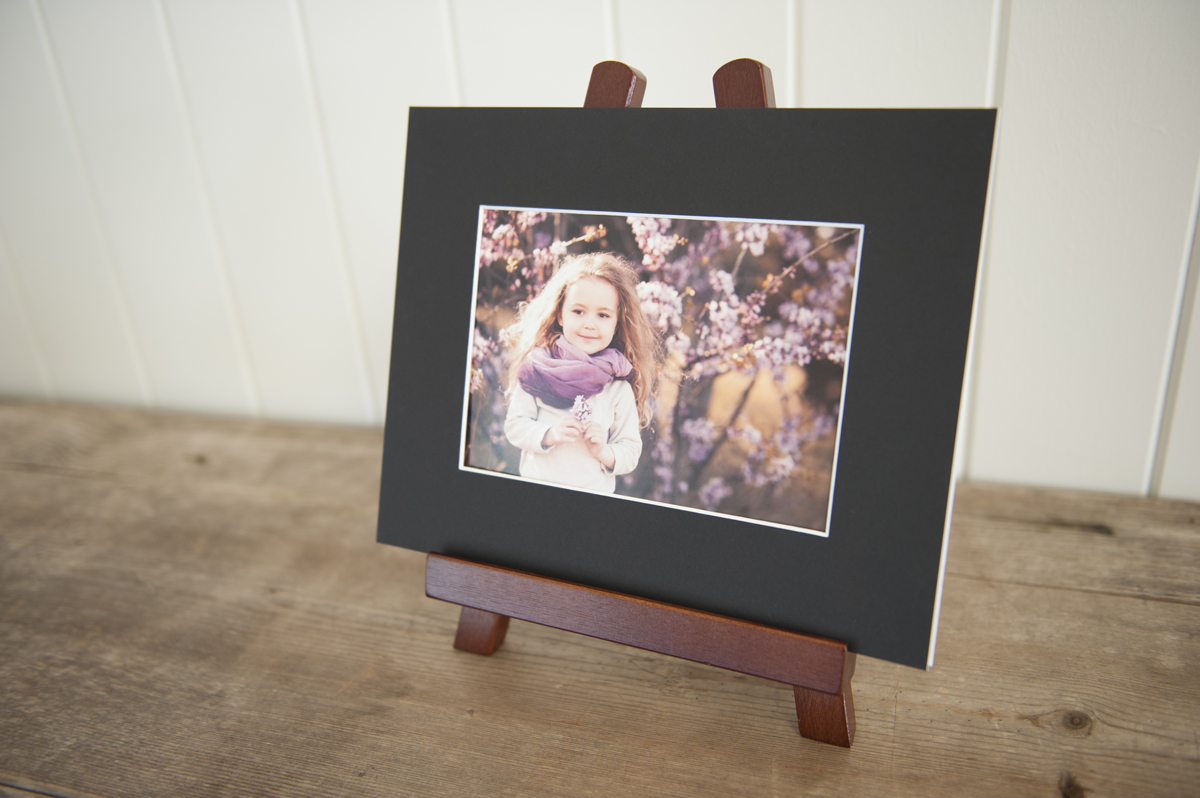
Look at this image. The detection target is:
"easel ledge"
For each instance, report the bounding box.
[427,58,856,748]
[427,553,856,747]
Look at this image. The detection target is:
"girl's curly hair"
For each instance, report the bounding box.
[506,252,663,427]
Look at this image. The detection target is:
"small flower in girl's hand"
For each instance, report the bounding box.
[572,395,593,424]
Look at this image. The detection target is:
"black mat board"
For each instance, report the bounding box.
[377,108,996,669]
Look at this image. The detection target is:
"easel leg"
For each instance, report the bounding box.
[453,606,510,655]
[793,684,855,747]
[792,651,856,747]
[430,554,858,747]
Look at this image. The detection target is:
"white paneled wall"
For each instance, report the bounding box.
[967,0,1200,496]
[613,0,791,108]
[452,0,609,106]
[300,0,456,417]
[798,0,996,107]
[39,0,255,415]
[0,226,48,397]
[1,0,150,405]
[0,0,1197,501]
[161,0,382,423]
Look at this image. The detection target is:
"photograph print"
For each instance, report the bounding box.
[461,207,864,537]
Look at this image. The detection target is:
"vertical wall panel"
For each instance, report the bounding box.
[615,0,788,108]
[39,0,257,416]
[799,0,995,108]
[1159,189,1200,502]
[1160,306,1200,501]
[0,0,147,405]
[451,0,607,107]
[968,0,1200,493]
[162,0,375,424]
[0,229,49,398]
[299,0,457,415]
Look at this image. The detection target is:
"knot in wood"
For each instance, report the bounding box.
[1060,710,1091,734]
[1058,771,1090,798]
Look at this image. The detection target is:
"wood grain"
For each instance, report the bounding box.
[951,481,1200,604]
[453,606,509,655]
[427,554,851,695]
[794,650,856,748]
[712,58,776,108]
[1,400,1198,796]
[794,682,854,748]
[583,61,647,108]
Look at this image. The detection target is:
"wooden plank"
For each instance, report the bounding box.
[1,401,1198,796]
[0,775,101,798]
[0,399,383,505]
[950,481,1200,604]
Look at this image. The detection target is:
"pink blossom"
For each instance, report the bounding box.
[735,223,770,257]
[629,216,682,271]
[699,477,733,509]
[572,395,594,424]
[680,417,718,461]
[637,281,683,334]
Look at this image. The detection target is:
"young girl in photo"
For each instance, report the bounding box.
[504,253,661,494]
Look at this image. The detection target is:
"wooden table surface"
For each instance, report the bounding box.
[0,400,1196,797]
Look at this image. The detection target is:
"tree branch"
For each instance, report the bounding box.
[689,372,758,485]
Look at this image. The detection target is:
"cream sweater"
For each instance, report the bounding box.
[504,380,642,494]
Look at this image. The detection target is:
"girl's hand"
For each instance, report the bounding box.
[583,423,615,470]
[542,418,583,448]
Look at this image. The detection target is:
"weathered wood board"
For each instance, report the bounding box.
[1,401,1197,797]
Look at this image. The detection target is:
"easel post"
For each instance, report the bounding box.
[428,59,856,748]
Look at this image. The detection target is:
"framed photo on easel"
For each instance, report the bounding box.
[462,207,863,539]
[377,61,996,745]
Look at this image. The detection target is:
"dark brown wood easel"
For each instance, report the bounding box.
[427,58,855,748]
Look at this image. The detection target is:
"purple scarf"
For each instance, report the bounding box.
[517,336,632,409]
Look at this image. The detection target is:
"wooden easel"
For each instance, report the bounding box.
[426,58,856,749]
